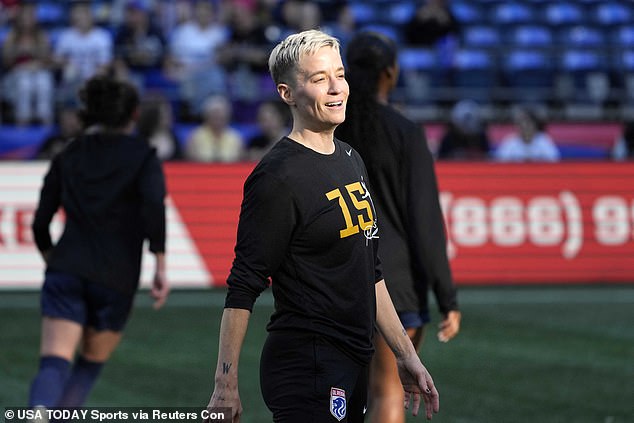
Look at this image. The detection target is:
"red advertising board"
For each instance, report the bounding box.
[436,162,634,284]
[1,162,633,288]
[166,162,634,286]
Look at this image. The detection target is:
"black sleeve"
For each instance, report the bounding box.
[32,156,62,252]
[225,169,297,311]
[138,151,167,253]
[405,127,458,314]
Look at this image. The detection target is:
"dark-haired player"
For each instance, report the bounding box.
[205,29,439,423]
[336,31,461,423]
[29,75,169,409]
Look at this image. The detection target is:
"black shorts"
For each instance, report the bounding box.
[41,271,135,331]
[260,330,368,423]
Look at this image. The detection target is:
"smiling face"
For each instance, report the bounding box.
[279,46,349,133]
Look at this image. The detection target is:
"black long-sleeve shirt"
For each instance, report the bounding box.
[338,104,458,316]
[32,132,166,295]
[225,137,382,364]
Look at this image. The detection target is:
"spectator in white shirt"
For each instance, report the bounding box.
[165,0,229,117]
[494,105,560,162]
[53,1,113,104]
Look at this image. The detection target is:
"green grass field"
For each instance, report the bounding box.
[1,286,633,423]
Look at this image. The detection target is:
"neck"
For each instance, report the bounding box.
[288,127,336,154]
[376,91,389,105]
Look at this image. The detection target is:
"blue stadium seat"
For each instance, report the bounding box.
[450,2,485,25]
[615,50,634,73]
[615,51,634,104]
[359,24,401,44]
[613,26,634,48]
[561,50,604,72]
[384,2,416,25]
[505,50,552,73]
[509,25,553,47]
[462,26,500,48]
[36,2,66,26]
[595,2,632,26]
[559,49,610,103]
[453,49,497,102]
[491,2,536,25]
[397,48,443,103]
[348,2,379,26]
[503,50,554,102]
[399,48,437,71]
[544,3,584,26]
[559,26,605,48]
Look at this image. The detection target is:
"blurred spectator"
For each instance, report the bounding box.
[136,96,183,161]
[494,105,560,162]
[246,99,289,161]
[437,100,490,160]
[184,95,244,162]
[53,1,114,105]
[114,1,167,86]
[165,0,229,116]
[611,121,634,161]
[154,0,193,36]
[1,2,55,125]
[404,0,460,47]
[280,0,321,35]
[0,0,19,25]
[323,4,356,48]
[217,2,271,102]
[36,105,82,159]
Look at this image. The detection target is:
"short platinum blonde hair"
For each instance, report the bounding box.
[268,29,341,86]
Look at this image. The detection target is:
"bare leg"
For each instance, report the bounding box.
[39,317,83,360]
[57,327,124,407]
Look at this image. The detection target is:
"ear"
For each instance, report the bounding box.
[384,64,399,85]
[277,83,295,106]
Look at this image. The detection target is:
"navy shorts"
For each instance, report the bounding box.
[398,310,431,329]
[40,271,135,332]
[260,330,368,423]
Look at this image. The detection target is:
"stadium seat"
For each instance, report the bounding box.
[399,48,437,72]
[559,49,610,103]
[509,25,553,47]
[359,24,401,44]
[384,2,416,25]
[462,26,500,48]
[544,3,584,26]
[453,49,498,102]
[36,2,67,26]
[491,2,536,25]
[450,2,485,25]
[397,48,443,103]
[348,2,379,26]
[618,51,634,103]
[561,50,604,73]
[559,26,605,48]
[595,2,632,26]
[613,26,634,47]
[503,50,554,102]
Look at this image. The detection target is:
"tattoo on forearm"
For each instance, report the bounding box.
[402,327,407,337]
[222,362,232,374]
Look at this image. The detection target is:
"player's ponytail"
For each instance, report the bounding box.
[336,31,398,168]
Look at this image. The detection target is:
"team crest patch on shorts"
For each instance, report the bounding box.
[330,387,346,421]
